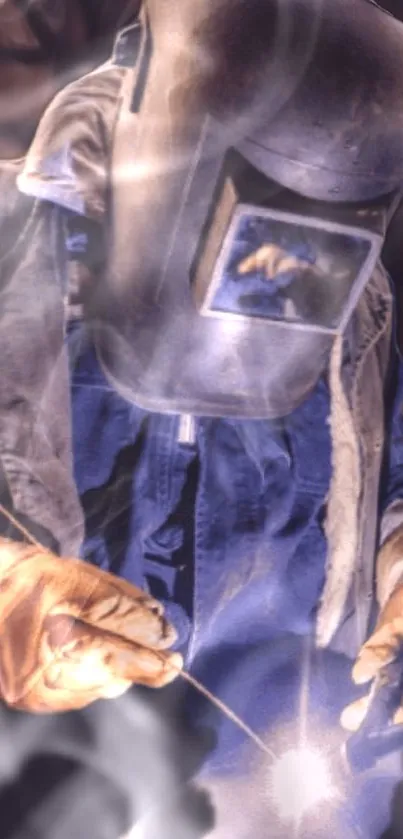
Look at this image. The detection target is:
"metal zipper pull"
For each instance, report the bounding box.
[177,414,196,445]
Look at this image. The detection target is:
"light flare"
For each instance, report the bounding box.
[269,745,336,823]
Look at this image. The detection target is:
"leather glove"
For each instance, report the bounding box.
[0,538,182,713]
[341,526,403,731]
[238,245,311,281]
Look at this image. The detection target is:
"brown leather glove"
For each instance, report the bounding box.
[0,537,182,713]
[238,245,311,281]
[341,526,403,731]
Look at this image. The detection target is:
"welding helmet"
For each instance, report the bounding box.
[88,0,403,419]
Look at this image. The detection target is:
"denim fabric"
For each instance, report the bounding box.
[68,315,403,837]
[67,278,403,829]
[0,190,394,833]
[69,319,333,654]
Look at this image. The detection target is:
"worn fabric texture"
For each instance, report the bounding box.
[0,160,83,555]
[18,62,127,220]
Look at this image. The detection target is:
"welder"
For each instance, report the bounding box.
[4,0,403,836]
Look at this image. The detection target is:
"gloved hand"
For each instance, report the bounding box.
[341,527,403,731]
[238,244,311,281]
[0,538,182,713]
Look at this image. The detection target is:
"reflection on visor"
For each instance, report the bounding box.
[196,208,372,332]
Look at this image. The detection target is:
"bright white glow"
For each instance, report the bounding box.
[269,746,335,823]
[120,826,145,839]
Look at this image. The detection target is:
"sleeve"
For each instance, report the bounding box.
[10,59,127,558]
[17,62,127,221]
[0,161,84,557]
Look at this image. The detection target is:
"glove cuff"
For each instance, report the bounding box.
[377,526,403,608]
